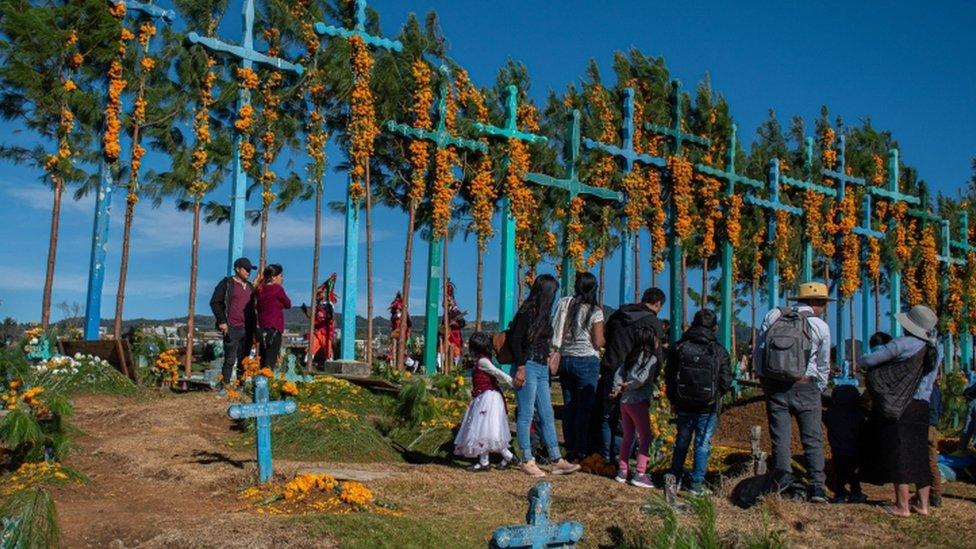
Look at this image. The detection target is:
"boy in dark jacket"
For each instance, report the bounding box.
[823,384,867,503]
[209,257,256,392]
[665,309,731,495]
[592,288,666,462]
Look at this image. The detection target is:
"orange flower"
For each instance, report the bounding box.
[348,36,378,204]
[918,226,939,307]
[407,59,433,205]
[667,156,694,243]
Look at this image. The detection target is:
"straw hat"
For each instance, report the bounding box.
[789,282,835,302]
[895,304,938,343]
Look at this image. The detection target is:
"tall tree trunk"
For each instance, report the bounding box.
[307,183,322,372]
[701,256,709,308]
[599,257,606,309]
[396,203,417,371]
[41,179,64,328]
[184,200,202,378]
[475,242,484,331]
[681,254,688,330]
[365,163,374,365]
[633,232,641,302]
[113,121,144,341]
[259,201,269,272]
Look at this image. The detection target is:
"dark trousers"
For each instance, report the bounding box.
[763,379,826,488]
[558,355,600,460]
[222,326,249,385]
[259,328,283,370]
[593,373,622,462]
[833,454,861,496]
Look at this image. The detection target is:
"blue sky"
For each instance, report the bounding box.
[1,0,974,325]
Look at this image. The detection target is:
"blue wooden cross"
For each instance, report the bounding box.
[472,85,548,332]
[756,159,805,309]
[583,87,666,306]
[491,482,584,549]
[385,65,487,373]
[525,110,624,296]
[313,0,402,362]
[695,125,764,350]
[642,81,710,342]
[950,210,972,369]
[227,375,297,483]
[83,0,175,340]
[185,0,303,278]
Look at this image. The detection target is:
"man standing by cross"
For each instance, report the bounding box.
[753,282,833,503]
[210,257,257,394]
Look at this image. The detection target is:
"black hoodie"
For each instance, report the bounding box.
[600,303,665,375]
[665,325,732,413]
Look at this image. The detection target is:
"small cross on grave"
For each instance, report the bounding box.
[491,482,584,549]
[525,110,624,295]
[227,375,297,483]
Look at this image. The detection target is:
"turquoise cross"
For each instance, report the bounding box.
[384,65,486,373]
[642,80,710,341]
[491,482,584,549]
[582,87,666,306]
[525,109,624,295]
[314,0,403,52]
[227,375,297,483]
[472,85,547,332]
[184,0,304,280]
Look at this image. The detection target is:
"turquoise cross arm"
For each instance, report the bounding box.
[111,0,175,22]
[524,172,623,202]
[743,195,803,216]
[384,121,487,153]
[695,164,764,191]
[186,32,305,75]
[779,173,837,197]
[472,85,547,144]
[584,138,666,169]
[313,21,403,52]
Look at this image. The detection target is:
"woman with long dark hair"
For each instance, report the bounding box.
[254,263,291,371]
[551,272,605,460]
[508,274,580,477]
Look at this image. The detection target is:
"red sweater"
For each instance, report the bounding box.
[256,284,291,332]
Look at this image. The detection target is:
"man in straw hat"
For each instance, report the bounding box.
[860,304,942,517]
[753,281,833,503]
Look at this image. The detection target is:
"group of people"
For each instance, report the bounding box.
[454,272,733,494]
[208,257,338,392]
[453,274,948,514]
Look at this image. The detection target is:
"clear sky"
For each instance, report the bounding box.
[1,0,974,325]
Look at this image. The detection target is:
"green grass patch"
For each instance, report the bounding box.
[296,511,487,548]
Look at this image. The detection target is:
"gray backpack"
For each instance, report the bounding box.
[762,307,813,382]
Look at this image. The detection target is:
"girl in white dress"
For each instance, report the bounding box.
[454,332,516,471]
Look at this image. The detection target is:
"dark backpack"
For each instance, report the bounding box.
[674,340,719,407]
[762,307,813,382]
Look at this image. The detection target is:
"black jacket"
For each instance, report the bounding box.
[209,276,256,330]
[600,303,664,375]
[823,384,866,457]
[507,308,552,368]
[665,325,732,413]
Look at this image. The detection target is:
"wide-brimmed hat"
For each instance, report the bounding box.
[789,282,835,302]
[895,304,938,342]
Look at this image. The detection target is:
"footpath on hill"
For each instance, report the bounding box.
[51,391,976,548]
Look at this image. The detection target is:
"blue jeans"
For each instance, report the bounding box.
[559,355,600,459]
[515,360,561,463]
[670,411,718,487]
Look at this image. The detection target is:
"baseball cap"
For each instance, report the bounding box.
[233,257,255,272]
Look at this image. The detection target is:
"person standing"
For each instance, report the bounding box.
[595,288,666,463]
[552,272,605,461]
[210,257,257,392]
[254,264,291,371]
[753,281,832,503]
[666,308,732,495]
[861,304,941,517]
[508,274,580,477]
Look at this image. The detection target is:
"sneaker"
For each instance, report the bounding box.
[810,486,829,504]
[630,473,656,489]
[688,483,712,496]
[520,460,546,478]
[497,458,512,470]
[831,494,848,504]
[615,470,629,484]
[847,492,868,504]
[550,459,581,475]
[466,462,490,473]
[930,495,942,508]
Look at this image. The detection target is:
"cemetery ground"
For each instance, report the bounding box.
[17,381,976,548]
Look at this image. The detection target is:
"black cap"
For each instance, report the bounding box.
[233,257,255,272]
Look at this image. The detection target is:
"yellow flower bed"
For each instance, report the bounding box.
[1,462,79,497]
[239,474,398,516]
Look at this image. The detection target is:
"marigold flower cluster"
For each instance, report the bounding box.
[752,224,766,284]
[944,263,964,335]
[902,220,921,305]
[291,0,318,55]
[774,209,796,283]
[696,174,723,258]
[103,17,130,164]
[967,253,976,334]
[152,348,181,386]
[407,59,433,204]
[667,156,694,243]
[305,108,328,179]
[837,194,860,298]
[621,167,648,231]
[821,127,837,172]
[918,226,939,307]
[283,473,337,501]
[565,196,586,269]
[647,169,666,273]
[1,462,73,497]
[587,84,617,189]
[726,193,743,275]
[508,139,538,265]
[189,58,217,198]
[431,146,459,239]
[891,202,911,263]
[348,36,378,203]
[455,70,495,248]
[258,68,283,197]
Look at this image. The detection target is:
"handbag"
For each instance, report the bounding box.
[493,331,514,364]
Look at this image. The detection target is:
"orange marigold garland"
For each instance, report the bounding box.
[46,30,81,176]
[837,194,860,299]
[918,225,939,307]
[752,223,766,286]
[348,35,378,203]
[945,263,963,335]
[667,156,694,244]
[903,220,921,306]
[258,65,284,207]
[696,174,723,259]
[102,8,130,164]
[587,84,617,189]
[648,168,666,274]
[509,103,542,266]
[235,67,259,170]
[455,70,495,248]
[967,252,976,335]
[726,193,743,275]
[188,57,217,198]
[565,197,586,269]
[775,209,797,284]
[430,87,460,239]
[407,60,433,204]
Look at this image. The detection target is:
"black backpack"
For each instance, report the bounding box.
[674,339,719,407]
